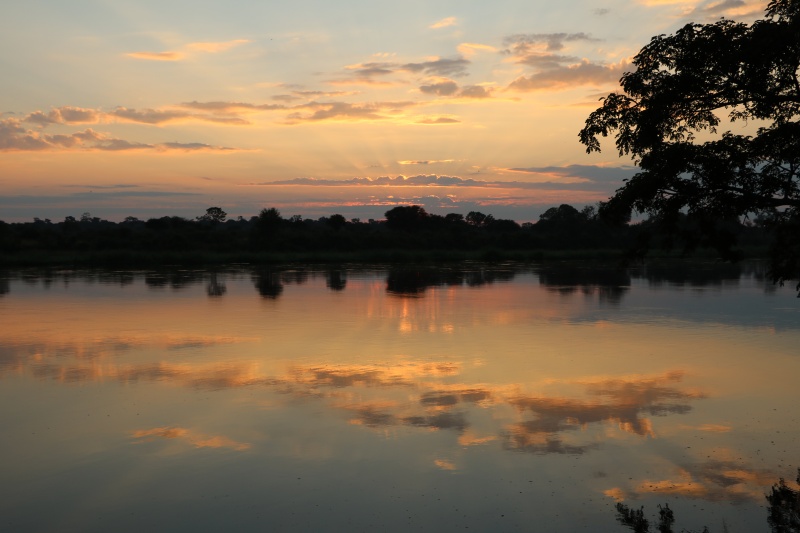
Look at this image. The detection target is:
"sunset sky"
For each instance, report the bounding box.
[0,0,767,222]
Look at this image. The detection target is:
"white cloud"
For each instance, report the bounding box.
[430,17,458,29]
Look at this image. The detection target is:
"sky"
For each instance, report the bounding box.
[0,0,768,223]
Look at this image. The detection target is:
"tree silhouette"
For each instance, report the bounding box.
[385,205,429,231]
[197,206,227,224]
[579,0,800,290]
[766,469,800,533]
[615,469,800,533]
[466,211,494,227]
[327,213,347,231]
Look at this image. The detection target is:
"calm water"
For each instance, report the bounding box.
[0,263,797,532]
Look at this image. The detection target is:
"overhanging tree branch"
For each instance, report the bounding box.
[579,0,800,289]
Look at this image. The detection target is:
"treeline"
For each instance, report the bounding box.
[0,204,771,264]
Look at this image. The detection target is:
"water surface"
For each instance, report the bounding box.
[1,263,797,532]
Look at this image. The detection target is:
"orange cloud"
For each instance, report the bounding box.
[457,43,498,58]
[457,432,498,446]
[608,460,781,503]
[434,458,457,470]
[679,423,733,433]
[126,51,184,61]
[508,59,631,91]
[186,39,251,53]
[430,17,458,29]
[1,117,238,152]
[285,101,417,123]
[126,39,250,62]
[397,159,456,165]
[416,116,460,124]
[132,426,251,451]
[22,105,255,127]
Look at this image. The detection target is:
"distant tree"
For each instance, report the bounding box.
[539,204,583,224]
[445,213,465,224]
[253,208,283,247]
[466,211,494,227]
[579,0,800,288]
[385,205,429,231]
[197,206,227,224]
[487,218,520,232]
[580,204,598,221]
[257,207,282,229]
[327,213,347,230]
[123,216,141,224]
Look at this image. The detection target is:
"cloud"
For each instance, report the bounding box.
[397,160,455,165]
[24,106,101,125]
[416,116,460,124]
[334,62,399,85]
[126,51,184,61]
[272,94,303,102]
[132,426,251,451]
[126,39,251,62]
[458,85,493,98]
[688,0,767,19]
[419,79,495,99]
[185,39,251,53]
[23,105,255,126]
[504,372,705,455]
[258,172,609,189]
[334,56,471,85]
[0,118,236,152]
[403,57,471,77]
[264,175,479,187]
[501,33,629,92]
[295,90,356,99]
[457,43,498,58]
[178,101,285,113]
[434,459,457,470]
[108,107,251,125]
[286,101,416,123]
[608,459,780,503]
[637,0,767,20]
[507,59,630,91]
[504,33,598,54]
[420,80,460,96]
[430,17,458,29]
[507,164,637,185]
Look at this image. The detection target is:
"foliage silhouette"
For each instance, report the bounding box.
[0,202,772,268]
[580,0,800,291]
[766,469,800,533]
[197,207,227,224]
[616,468,800,533]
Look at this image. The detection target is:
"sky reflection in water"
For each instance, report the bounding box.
[0,263,797,532]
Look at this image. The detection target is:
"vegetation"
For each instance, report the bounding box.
[580,0,800,290]
[0,203,771,268]
[615,469,800,533]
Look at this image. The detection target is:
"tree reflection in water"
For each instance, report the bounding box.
[252,270,283,299]
[385,267,516,296]
[615,469,800,533]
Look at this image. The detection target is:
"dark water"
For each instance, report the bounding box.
[0,262,797,532]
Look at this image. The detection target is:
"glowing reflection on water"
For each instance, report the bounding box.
[0,264,797,532]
